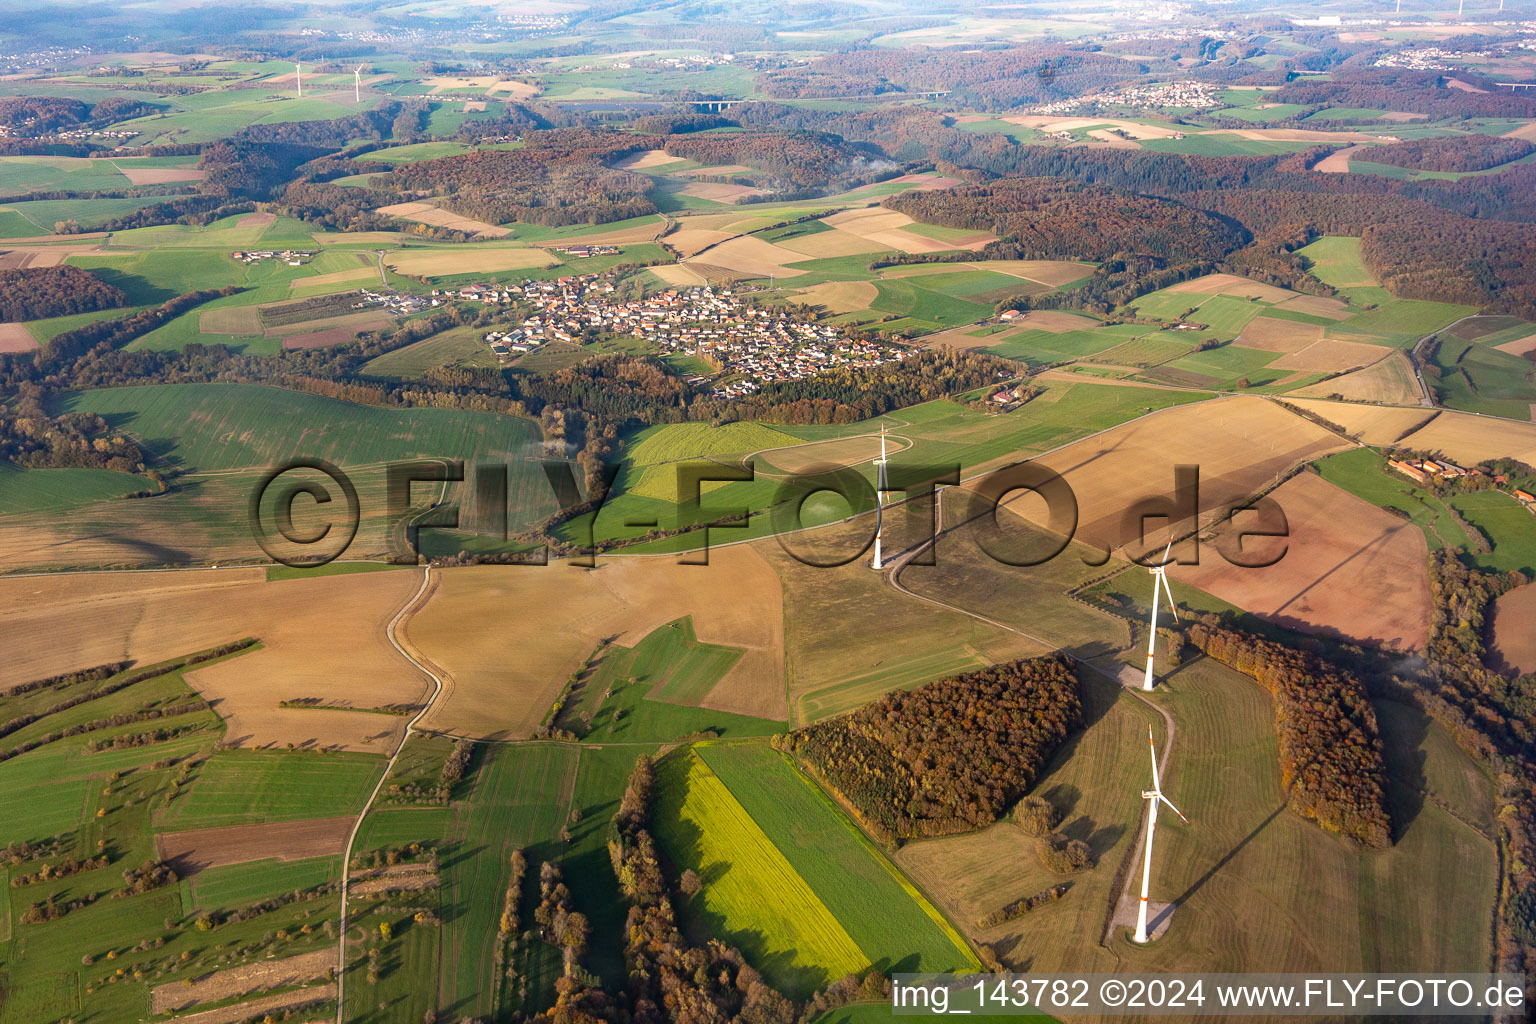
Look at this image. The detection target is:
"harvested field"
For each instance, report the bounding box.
[649,263,707,287]
[0,323,38,352]
[375,201,510,239]
[662,227,736,258]
[1396,410,1536,467]
[1172,471,1431,649]
[151,950,335,1014]
[1285,399,1435,443]
[1315,145,1369,173]
[1488,583,1536,675]
[1235,317,1324,353]
[198,305,263,335]
[795,280,877,313]
[164,983,336,1024]
[1004,116,1185,139]
[0,568,429,752]
[774,229,887,258]
[0,249,73,268]
[549,216,666,246]
[1167,273,1296,303]
[611,149,674,170]
[264,309,392,338]
[1011,310,1100,332]
[114,160,205,185]
[1494,332,1536,357]
[953,260,1093,287]
[156,816,355,873]
[1291,351,1421,405]
[233,211,276,229]
[760,433,912,474]
[282,326,369,350]
[995,396,1350,554]
[1272,338,1393,373]
[680,181,765,203]
[822,207,991,254]
[1275,294,1352,320]
[683,235,808,278]
[406,548,785,737]
[462,100,487,112]
[923,324,1026,351]
[1503,122,1536,143]
[384,246,557,277]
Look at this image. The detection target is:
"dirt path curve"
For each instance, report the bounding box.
[881,485,1175,955]
[334,565,444,1023]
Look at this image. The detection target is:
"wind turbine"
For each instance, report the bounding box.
[1140,540,1178,692]
[871,425,889,570]
[354,64,364,103]
[294,61,303,98]
[1133,725,1188,944]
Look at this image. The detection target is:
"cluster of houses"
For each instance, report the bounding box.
[1030,80,1222,117]
[1373,47,1494,72]
[232,249,314,266]
[354,289,429,316]
[1389,456,1536,510]
[432,273,902,389]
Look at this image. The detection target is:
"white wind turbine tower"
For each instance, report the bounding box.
[294,61,303,98]
[1140,540,1178,692]
[870,425,890,570]
[354,64,364,103]
[1134,725,1188,944]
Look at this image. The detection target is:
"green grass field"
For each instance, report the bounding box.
[360,326,504,379]
[52,382,560,555]
[189,855,338,911]
[568,618,784,743]
[1313,449,1472,553]
[0,648,345,1024]
[158,749,383,829]
[0,463,142,516]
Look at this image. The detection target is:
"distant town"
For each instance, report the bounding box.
[430,273,903,396]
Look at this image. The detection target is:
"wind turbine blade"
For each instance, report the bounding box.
[1148,725,1160,793]
[1160,539,1173,566]
[1159,794,1189,824]
[1160,571,1180,622]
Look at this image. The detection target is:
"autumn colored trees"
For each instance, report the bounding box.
[1359,136,1535,174]
[1183,623,1391,849]
[886,178,1243,265]
[778,656,1082,844]
[0,266,125,323]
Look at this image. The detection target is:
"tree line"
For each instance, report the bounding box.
[775,656,1082,844]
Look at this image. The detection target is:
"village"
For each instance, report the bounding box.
[429,272,903,396]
